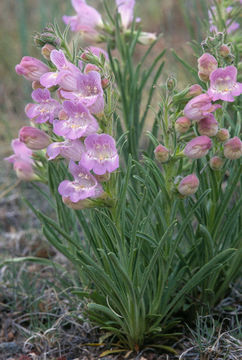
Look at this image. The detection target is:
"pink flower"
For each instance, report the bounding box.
[81,134,119,175]
[63,0,103,33]
[207,66,242,102]
[116,0,135,29]
[4,139,35,181]
[198,53,218,82]
[19,127,50,150]
[178,174,199,196]
[58,161,103,202]
[175,117,191,134]
[47,139,85,161]
[15,57,49,81]
[197,114,218,137]
[53,101,99,140]
[40,50,81,90]
[224,137,242,160]
[184,94,221,122]
[184,136,212,159]
[60,71,104,114]
[25,88,61,124]
[5,139,33,164]
[154,144,170,162]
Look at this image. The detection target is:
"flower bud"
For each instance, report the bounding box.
[187,84,203,97]
[15,57,49,81]
[84,64,100,74]
[209,156,224,170]
[198,53,218,82]
[224,137,242,160]
[175,117,191,134]
[219,44,230,57]
[184,136,212,159]
[138,32,157,45]
[154,144,170,163]
[19,127,50,150]
[178,174,199,196]
[166,76,177,92]
[216,128,230,142]
[41,43,56,60]
[197,114,218,137]
[34,29,61,48]
[101,78,109,89]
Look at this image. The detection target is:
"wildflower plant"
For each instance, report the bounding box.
[4,0,242,354]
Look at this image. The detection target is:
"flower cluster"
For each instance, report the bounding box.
[155,36,242,197]
[208,5,240,34]
[7,45,120,208]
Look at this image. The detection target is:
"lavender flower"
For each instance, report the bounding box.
[4,139,35,181]
[40,50,80,90]
[60,71,104,114]
[15,56,49,81]
[53,101,99,140]
[47,139,85,161]
[184,94,221,122]
[116,0,135,29]
[184,136,212,159]
[25,88,61,124]
[81,134,119,175]
[207,66,242,102]
[63,0,103,33]
[58,161,103,202]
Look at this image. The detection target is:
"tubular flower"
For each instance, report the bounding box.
[58,161,103,202]
[53,101,99,140]
[178,174,199,196]
[63,0,103,33]
[116,0,135,29]
[184,94,221,122]
[47,139,85,161]
[197,114,218,137]
[4,139,35,181]
[184,136,212,159]
[60,71,104,114]
[207,66,242,102]
[15,56,49,81]
[81,134,119,175]
[25,88,61,124]
[40,49,81,90]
